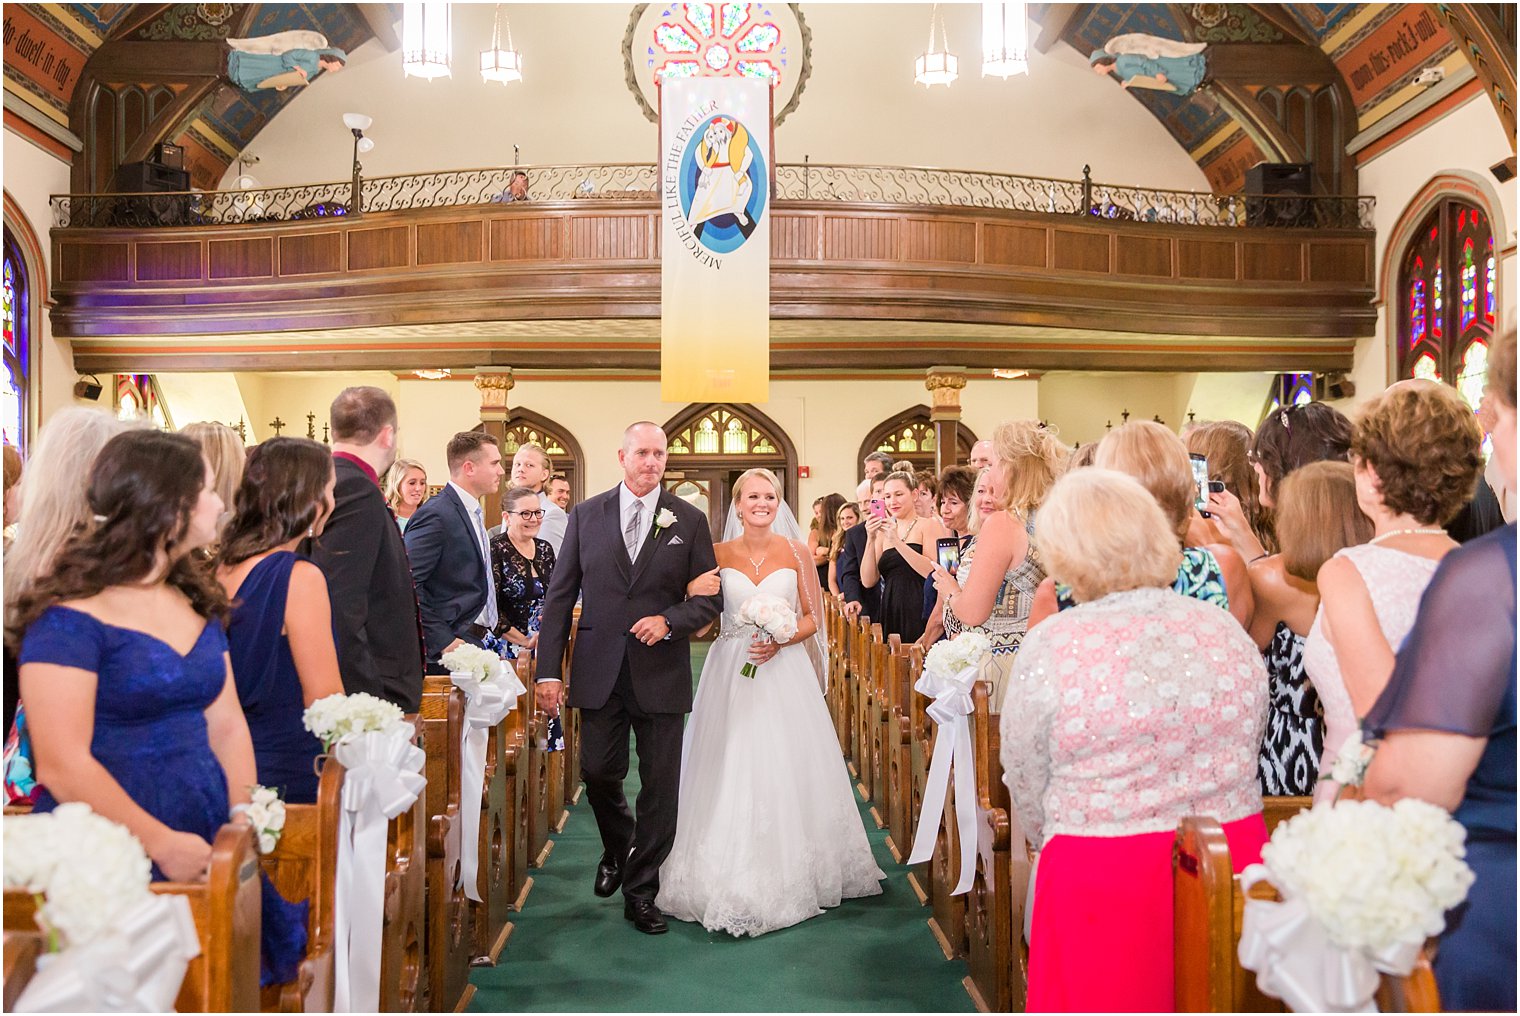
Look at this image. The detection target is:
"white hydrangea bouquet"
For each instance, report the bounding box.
[302,692,405,752]
[246,785,287,855]
[1238,798,1475,1011]
[734,593,798,677]
[4,803,154,951]
[921,630,991,690]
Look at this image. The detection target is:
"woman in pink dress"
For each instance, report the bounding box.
[1001,468,1268,1012]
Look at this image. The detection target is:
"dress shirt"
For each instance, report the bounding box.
[448,481,498,629]
[538,491,568,555]
[618,482,662,558]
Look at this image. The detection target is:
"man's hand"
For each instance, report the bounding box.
[629,615,670,646]
[536,679,564,715]
[843,600,862,619]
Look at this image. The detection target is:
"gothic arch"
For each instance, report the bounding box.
[500,406,586,506]
[660,403,799,532]
[2,193,47,451]
[857,405,977,477]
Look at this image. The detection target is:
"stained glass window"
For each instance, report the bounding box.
[2,234,27,451]
[1460,239,1477,331]
[650,3,783,87]
[1409,275,1426,346]
[1486,237,1495,323]
[1457,340,1489,411]
[1411,353,1440,382]
[1398,198,1495,401]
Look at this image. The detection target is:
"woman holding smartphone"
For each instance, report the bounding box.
[861,469,942,642]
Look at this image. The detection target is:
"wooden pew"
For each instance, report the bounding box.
[827,599,852,755]
[851,615,872,788]
[3,931,41,1011]
[501,657,533,915]
[926,719,969,961]
[381,721,427,1013]
[564,610,584,806]
[1173,814,1440,1013]
[1262,796,1311,834]
[420,676,477,1013]
[883,636,914,864]
[905,644,933,906]
[260,759,342,1012]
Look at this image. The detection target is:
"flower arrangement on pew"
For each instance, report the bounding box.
[734,594,798,677]
[4,803,200,1011]
[245,785,287,855]
[301,691,405,751]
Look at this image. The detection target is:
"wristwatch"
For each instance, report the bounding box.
[660,614,673,641]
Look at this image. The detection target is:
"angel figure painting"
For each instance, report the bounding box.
[227,30,347,92]
[688,116,756,240]
[1090,33,1208,96]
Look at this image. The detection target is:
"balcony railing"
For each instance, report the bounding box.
[50,162,1374,231]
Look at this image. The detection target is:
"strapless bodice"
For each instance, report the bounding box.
[717,567,799,639]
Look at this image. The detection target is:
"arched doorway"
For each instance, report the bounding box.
[499,407,586,507]
[661,403,799,538]
[858,406,977,476]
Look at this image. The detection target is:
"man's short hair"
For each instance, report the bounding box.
[517,441,553,472]
[547,473,569,488]
[446,431,500,472]
[330,386,397,444]
[864,450,894,472]
[511,171,528,183]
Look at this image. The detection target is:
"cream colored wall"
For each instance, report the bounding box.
[1350,93,1516,408]
[4,127,84,426]
[224,4,1207,191]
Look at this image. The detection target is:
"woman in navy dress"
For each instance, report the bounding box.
[218,437,343,804]
[10,430,305,985]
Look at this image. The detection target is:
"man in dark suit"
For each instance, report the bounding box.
[536,422,719,935]
[310,387,425,711]
[838,474,886,620]
[404,431,506,666]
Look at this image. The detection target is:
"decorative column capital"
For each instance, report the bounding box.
[474,368,515,419]
[925,365,968,419]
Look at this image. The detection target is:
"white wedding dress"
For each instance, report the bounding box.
[656,567,884,937]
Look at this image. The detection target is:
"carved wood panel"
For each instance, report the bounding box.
[823,216,900,262]
[568,216,651,260]
[770,214,817,260]
[279,233,343,276]
[490,218,562,261]
[136,240,201,282]
[348,227,411,272]
[209,238,274,280]
[417,221,483,267]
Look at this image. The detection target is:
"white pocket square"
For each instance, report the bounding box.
[668,534,684,546]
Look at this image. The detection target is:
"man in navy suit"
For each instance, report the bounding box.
[404,431,507,667]
[838,473,885,620]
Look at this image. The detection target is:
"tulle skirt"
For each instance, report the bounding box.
[655,638,884,936]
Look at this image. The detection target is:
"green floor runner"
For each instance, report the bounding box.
[468,645,975,1012]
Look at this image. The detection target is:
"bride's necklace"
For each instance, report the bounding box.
[1369,527,1446,545]
[743,542,770,576]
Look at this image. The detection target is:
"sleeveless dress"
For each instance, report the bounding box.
[20,605,307,986]
[878,543,926,643]
[1257,622,1323,796]
[228,551,326,804]
[656,567,884,936]
[1303,543,1438,804]
[944,512,1045,707]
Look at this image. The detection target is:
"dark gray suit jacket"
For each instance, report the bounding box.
[404,484,491,662]
[535,485,719,713]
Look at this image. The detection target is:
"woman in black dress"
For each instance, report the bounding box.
[860,469,931,642]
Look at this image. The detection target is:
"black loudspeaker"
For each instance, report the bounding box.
[112,161,192,226]
[151,142,185,170]
[1244,162,1313,228]
[1492,157,1517,184]
[114,160,190,193]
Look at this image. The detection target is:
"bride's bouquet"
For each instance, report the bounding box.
[302,692,406,752]
[735,594,798,678]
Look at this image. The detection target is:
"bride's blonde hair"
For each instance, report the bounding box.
[730,467,784,504]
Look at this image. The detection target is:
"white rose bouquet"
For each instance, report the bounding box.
[302,692,405,752]
[3,803,153,951]
[921,630,991,687]
[734,593,798,678]
[439,643,504,684]
[245,785,287,855]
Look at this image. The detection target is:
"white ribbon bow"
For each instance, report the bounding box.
[332,721,427,1013]
[905,660,979,895]
[1237,864,1423,1013]
[451,658,525,902]
[15,894,200,1012]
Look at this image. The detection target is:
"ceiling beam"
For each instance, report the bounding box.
[351,3,401,52]
[1034,4,1081,54]
[105,4,174,41]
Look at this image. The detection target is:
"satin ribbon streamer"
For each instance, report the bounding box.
[332,721,427,1013]
[1237,864,1423,1013]
[905,660,979,895]
[449,659,525,903]
[15,894,199,1012]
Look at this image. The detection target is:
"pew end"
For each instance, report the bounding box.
[2,930,42,1011]
[382,717,428,1013]
[259,759,343,1012]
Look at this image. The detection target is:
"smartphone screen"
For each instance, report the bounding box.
[936,537,961,573]
[1189,454,1210,512]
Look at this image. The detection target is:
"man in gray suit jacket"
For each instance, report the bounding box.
[535,422,719,935]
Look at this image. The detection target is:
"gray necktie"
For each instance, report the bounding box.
[472,504,499,629]
[625,500,643,562]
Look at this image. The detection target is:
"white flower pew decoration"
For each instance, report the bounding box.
[438,641,526,903]
[3,803,200,1012]
[906,630,990,894]
[302,692,426,1012]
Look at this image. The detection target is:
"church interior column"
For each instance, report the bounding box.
[475,367,514,523]
[925,366,968,476]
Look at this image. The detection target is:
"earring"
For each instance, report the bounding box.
[307,526,315,538]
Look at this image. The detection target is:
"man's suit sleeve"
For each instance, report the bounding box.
[311,488,383,696]
[661,512,720,638]
[838,525,867,606]
[534,503,583,682]
[402,505,452,657]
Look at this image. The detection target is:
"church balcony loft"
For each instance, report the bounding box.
[48,163,1376,374]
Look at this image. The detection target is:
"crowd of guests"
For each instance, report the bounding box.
[823,335,1515,1011]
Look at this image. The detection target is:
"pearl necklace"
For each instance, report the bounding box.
[1368,527,1447,545]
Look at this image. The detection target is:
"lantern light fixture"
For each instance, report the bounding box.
[402,1,452,80]
[982,1,1029,79]
[480,4,523,83]
[914,4,958,87]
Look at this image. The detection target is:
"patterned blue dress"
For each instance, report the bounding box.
[20,605,307,986]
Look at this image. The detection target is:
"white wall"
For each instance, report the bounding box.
[1349,93,1516,406]
[4,127,81,426]
[224,3,1207,191]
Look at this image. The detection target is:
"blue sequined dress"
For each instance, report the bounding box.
[20,605,307,986]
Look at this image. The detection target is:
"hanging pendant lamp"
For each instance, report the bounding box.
[982,1,1029,78]
[914,4,958,87]
[402,1,452,79]
[480,3,523,83]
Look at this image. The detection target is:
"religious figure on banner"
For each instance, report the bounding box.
[226,30,348,92]
[1089,33,1208,95]
[689,117,755,239]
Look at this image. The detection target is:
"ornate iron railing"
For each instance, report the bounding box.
[51,162,1374,230]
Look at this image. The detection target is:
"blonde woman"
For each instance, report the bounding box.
[385,458,428,531]
[827,501,861,599]
[931,421,1066,703]
[180,422,245,539]
[861,468,942,642]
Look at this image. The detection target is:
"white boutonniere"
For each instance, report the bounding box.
[654,508,678,532]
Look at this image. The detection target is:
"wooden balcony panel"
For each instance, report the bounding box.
[348,225,412,272]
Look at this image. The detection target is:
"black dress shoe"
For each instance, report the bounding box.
[593,853,624,898]
[624,897,668,935]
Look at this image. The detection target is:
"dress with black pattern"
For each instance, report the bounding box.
[1256,621,1323,796]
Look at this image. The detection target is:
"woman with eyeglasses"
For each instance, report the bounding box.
[491,485,557,654]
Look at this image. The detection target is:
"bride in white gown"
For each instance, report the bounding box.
[656,468,884,937]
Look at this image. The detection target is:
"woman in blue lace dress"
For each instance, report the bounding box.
[218,437,343,804]
[10,430,306,986]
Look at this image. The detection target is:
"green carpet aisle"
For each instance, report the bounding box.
[468,645,975,1013]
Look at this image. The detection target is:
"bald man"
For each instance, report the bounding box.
[968,440,995,471]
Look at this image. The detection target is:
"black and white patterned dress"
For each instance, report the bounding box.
[1256,621,1324,796]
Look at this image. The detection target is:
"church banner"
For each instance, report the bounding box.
[660,77,771,404]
